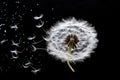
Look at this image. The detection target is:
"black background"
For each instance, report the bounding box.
[0,0,114,80]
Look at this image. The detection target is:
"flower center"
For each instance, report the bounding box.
[64,34,79,49]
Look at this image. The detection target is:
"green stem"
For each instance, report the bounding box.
[67,41,75,72]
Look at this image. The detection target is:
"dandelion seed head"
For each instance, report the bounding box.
[46,17,98,62]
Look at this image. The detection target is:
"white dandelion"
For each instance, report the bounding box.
[45,17,99,72]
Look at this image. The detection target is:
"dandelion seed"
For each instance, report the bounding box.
[0,39,8,44]
[32,39,43,44]
[34,14,43,20]
[23,61,32,68]
[31,45,46,52]
[11,40,20,47]
[31,68,41,74]
[10,25,18,30]
[0,24,5,27]
[10,50,19,59]
[31,45,37,52]
[27,35,36,40]
[36,21,44,28]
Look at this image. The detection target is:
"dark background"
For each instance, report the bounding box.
[0,0,114,80]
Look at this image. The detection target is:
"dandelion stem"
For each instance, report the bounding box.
[67,38,75,72]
